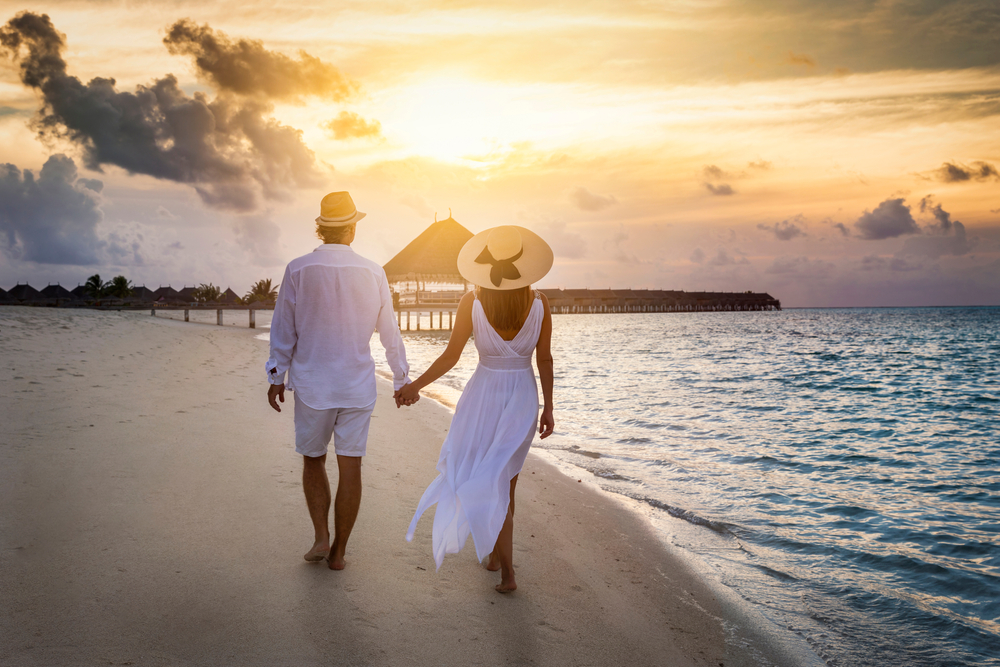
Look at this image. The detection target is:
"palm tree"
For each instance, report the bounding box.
[84,274,106,299]
[193,283,222,303]
[106,275,133,300]
[244,278,279,304]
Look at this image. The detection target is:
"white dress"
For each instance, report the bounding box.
[406,292,544,570]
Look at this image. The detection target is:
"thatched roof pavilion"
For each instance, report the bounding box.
[8,283,41,302]
[220,288,240,304]
[383,214,473,287]
[41,284,76,301]
[0,286,13,303]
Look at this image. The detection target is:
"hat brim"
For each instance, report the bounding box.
[316,210,366,227]
[458,225,553,290]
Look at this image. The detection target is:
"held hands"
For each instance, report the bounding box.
[394,382,421,408]
[268,384,285,412]
[539,407,555,439]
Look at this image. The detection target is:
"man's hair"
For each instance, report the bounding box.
[316,222,356,244]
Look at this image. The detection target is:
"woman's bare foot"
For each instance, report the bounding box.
[486,550,501,572]
[495,568,517,593]
[303,541,330,563]
[327,540,346,570]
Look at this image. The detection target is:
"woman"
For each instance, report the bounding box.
[398,225,555,593]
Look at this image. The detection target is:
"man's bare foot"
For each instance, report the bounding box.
[303,541,330,563]
[486,551,501,572]
[495,568,517,593]
[327,540,346,570]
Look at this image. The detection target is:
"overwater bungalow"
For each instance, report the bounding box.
[8,283,42,303]
[40,284,77,304]
[0,287,13,304]
[220,288,241,305]
[151,286,183,304]
[131,286,156,302]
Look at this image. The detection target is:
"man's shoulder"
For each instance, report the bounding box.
[287,248,385,277]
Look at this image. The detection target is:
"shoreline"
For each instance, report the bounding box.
[2,306,816,666]
[375,351,822,666]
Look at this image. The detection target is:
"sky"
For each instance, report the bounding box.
[1,0,998,307]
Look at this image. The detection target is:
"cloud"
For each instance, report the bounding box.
[234,213,283,266]
[748,159,772,170]
[536,219,585,259]
[690,247,705,264]
[785,52,817,68]
[703,165,729,180]
[705,183,734,196]
[323,111,383,141]
[707,247,749,266]
[900,223,975,258]
[758,216,805,241]
[766,256,834,276]
[399,194,433,218]
[931,161,999,183]
[1,12,321,212]
[834,222,851,236]
[919,196,953,233]
[0,154,103,264]
[569,186,617,211]
[854,197,919,240]
[860,255,923,272]
[163,19,357,101]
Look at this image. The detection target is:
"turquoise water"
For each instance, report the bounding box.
[370,307,1000,666]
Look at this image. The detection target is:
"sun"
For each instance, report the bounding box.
[385,77,515,163]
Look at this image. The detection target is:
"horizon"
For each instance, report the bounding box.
[2,1,999,308]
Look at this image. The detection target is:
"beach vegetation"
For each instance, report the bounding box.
[106,275,133,300]
[193,283,222,303]
[244,278,278,304]
[84,274,108,299]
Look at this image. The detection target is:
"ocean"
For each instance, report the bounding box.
[259,306,1000,666]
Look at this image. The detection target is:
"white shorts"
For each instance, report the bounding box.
[293,393,376,458]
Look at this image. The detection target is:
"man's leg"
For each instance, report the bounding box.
[302,454,331,561]
[328,455,362,570]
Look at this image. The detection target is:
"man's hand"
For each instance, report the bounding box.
[394,383,420,408]
[539,407,554,439]
[268,383,285,412]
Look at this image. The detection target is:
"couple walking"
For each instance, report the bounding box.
[265,192,555,592]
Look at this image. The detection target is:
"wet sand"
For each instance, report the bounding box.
[0,306,805,666]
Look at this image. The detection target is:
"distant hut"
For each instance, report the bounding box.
[219,288,241,305]
[383,213,474,305]
[152,285,182,304]
[41,284,77,303]
[176,285,199,303]
[130,285,155,302]
[0,286,13,304]
[8,283,42,303]
[70,285,90,299]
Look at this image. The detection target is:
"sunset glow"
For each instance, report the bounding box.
[1,0,998,306]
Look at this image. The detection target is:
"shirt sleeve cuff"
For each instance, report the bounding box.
[393,375,411,391]
[265,360,286,385]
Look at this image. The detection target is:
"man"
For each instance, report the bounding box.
[266,191,413,570]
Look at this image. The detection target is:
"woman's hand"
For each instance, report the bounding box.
[395,382,421,408]
[539,407,554,439]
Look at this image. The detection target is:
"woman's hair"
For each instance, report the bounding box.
[316,222,356,245]
[476,285,532,332]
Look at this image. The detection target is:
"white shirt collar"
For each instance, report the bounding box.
[314,244,353,252]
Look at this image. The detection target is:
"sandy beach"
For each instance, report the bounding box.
[1,307,809,666]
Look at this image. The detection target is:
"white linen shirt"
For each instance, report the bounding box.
[265,244,410,409]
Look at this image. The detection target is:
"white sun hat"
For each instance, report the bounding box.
[316,191,367,226]
[457,225,553,290]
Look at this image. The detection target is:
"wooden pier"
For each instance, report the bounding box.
[149,305,272,328]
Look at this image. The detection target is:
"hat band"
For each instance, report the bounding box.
[475,246,523,288]
[318,209,359,223]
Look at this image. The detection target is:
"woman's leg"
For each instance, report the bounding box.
[489,475,518,592]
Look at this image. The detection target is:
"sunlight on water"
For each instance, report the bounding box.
[360,307,999,667]
[253,307,999,665]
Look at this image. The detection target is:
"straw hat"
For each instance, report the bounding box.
[457,225,553,290]
[316,191,366,227]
